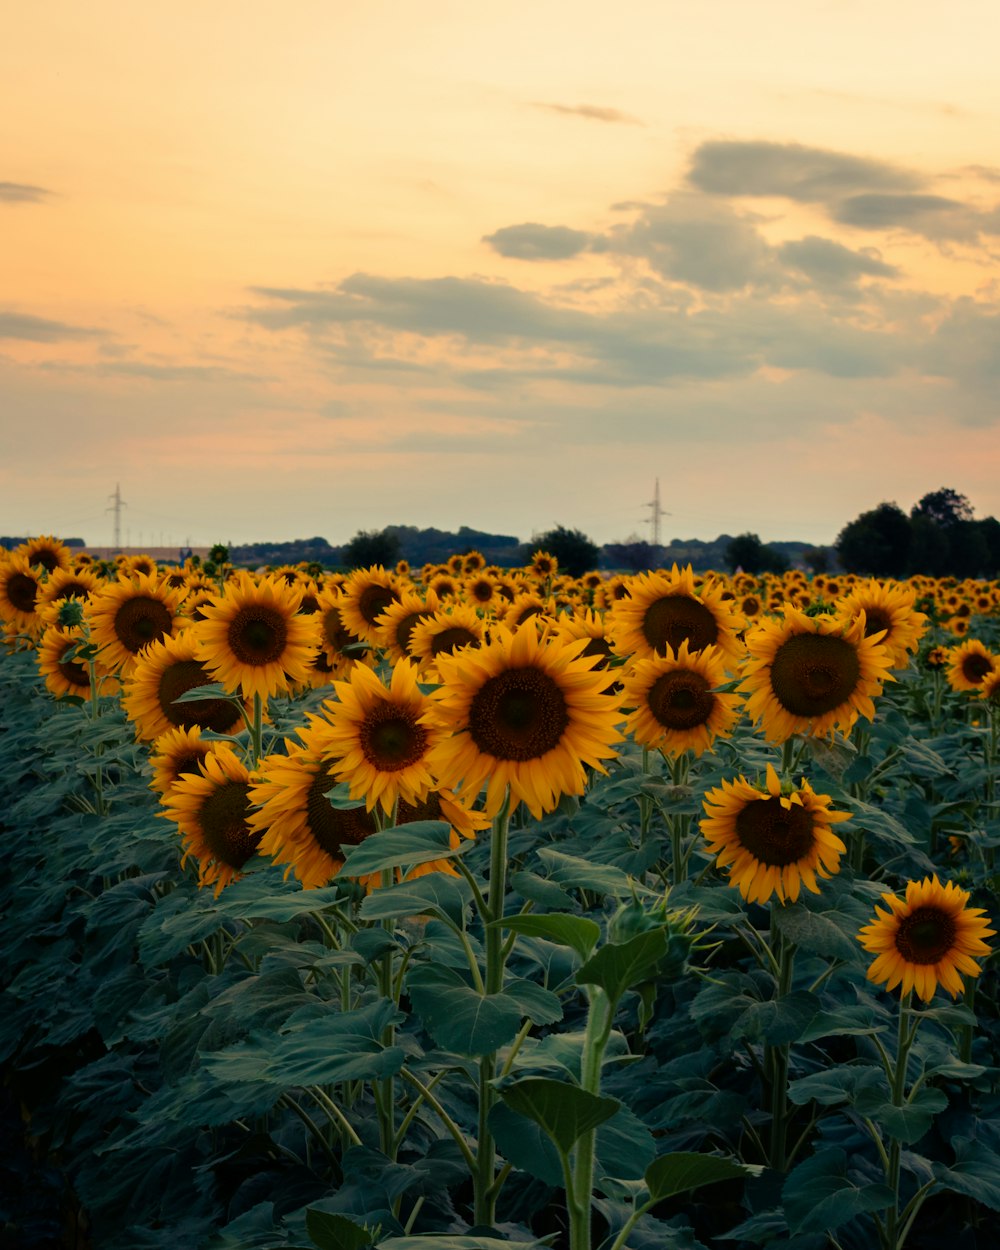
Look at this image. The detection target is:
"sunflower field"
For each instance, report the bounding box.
[1,536,999,1250]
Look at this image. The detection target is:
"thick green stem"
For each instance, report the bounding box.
[883,993,918,1250]
[568,987,614,1250]
[765,911,795,1172]
[249,692,264,766]
[474,790,512,1227]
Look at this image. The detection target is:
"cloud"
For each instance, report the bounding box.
[531,102,643,125]
[830,193,992,239]
[777,236,898,284]
[0,181,53,204]
[0,311,103,341]
[922,299,1000,391]
[687,139,923,201]
[604,194,775,292]
[96,360,265,382]
[482,222,592,260]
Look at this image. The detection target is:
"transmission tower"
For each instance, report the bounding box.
[106,483,128,551]
[645,478,670,549]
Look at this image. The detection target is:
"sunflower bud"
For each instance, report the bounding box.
[608,894,696,981]
[56,599,85,628]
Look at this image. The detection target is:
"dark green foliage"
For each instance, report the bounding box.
[836,500,913,576]
[522,526,600,577]
[341,528,403,570]
[723,533,790,574]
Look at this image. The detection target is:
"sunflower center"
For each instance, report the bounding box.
[7,573,39,613]
[159,660,237,732]
[169,750,209,782]
[742,597,760,615]
[735,797,815,867]
[647,670,715,730]
[895,907,957,964]
[961,653,993,683]
[114,596,174,653]
[862,608,892,638]
[581,636,614,667]
[468,666,569,761]
[307,769,376,855]
[359,705,428,771]
[32,548,62,573]
[395,610,431,656]
[470,581,493,603]
[55,581,92,602]
[321,607,356,652]
[641,594,719,655]
[198,781,260,869]
[57,646,90,688]
[227,606,288,665]
[770,633,862,717]
[358,584,399,627]
[398,792,443,823]
[430,626,479,657]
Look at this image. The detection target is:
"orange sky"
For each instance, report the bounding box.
[3,1,1000,548]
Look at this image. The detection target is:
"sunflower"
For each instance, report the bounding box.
[464,573,499,611]
[248,729,378,888]
[428,573,461,601]
[946,638,997,692]
[857,875,994,1001]
[462,550,486,573]
[16,535,73,574]
[37,565,103,620]
[553,609,617,672]
[148,725,216,798]
[375,587,440,664]
[834,579,928,669]
[36,624,119,701]
[123,632,248,741]
[408,604,485,674]
[739,606,893,742]
[701,765,849,904]
[530,550,558,579]
[320,660,440,814]
[84,573,184,674]
[339,567,401,646]
[980,670,1000,709]
[160,745,261,895]
[0,554,44,633]
[501,592,551,632]
[425,624,623,819]
[193,571,318,701]
[610,565,744,667]
[622,642,742,757]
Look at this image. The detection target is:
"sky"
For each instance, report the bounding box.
[2,0,1000,551]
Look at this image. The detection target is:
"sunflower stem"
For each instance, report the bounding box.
[569,985,614,1250]
[765,911,795,1172]
[249,692,263,766]
[474,789,512,1228]
[883,991,920,1250]
[959,978,976,1064]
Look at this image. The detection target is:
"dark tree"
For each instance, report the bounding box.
[907,514,951,577]
[978,516,1000,577]
[341,528,402,569]
[803,546,831,574]
[601,539,659,573]
[724,533,789,574]
[836,502,912,577]
[526,526,600,577]
[947,520,990,579]
[911,488,974,527]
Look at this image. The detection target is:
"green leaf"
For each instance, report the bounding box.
[576,929,669,1004]
[535,848,632,896]
[342,822,465,876]
[305,1210,374,1250]
[488,1101,562,1186]
[359,874,471,927]
[493,913,601,961]
[787,1065,885,1108]
[596,1104,657,1181]
[643,1152,760,1202]
[772,902,864,963]
[933,1136,1000,1212]
[783,1147,894,1234]
[499,1076,621,1155]
[324,780,369,811]
[505,978,564,1026]
[510,869,575,909]
[378,1239,552,1250]
[853,1084,948,1144]
[407,965,522,1055]
[732,991,824,1046]
[171,682,241,703]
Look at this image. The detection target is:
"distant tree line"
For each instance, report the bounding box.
[835,488,999,578]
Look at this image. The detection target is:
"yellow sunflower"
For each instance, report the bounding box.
[463,573,500,611]
[159,745,261,895]
[530,550,558,579]
[739,606,893,742]
[122,632,248,741]
[609,565,744,667]
[858,875,994,1001]
[16,535,73,574]
[193,571,318,701]
[310,584,372,676]
[375,587,440,664]
[980,670,1000,708]
[408,604,485,675]
[0,554,44,633]
[501,592,551,632]
[36,624,119,701]
[552,609,617,673]
[85,573,184,675]
[37,566,103,621]
[319,660,440,814]
[834,578,928,669]
[338,567,401,647]
[621,641,742,757]
[946,638,997,692]
[148,725,216,798]
[701,765,849,904]
[425,624,623,819]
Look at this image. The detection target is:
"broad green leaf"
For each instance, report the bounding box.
[933,1136,1000,1212]
[260,998,404,1086]
[853,1084,948,1144]
[788,1065,885,1108]
[797,1002,881,1043]
[305,1210,373,1250]
[505,978,564,1026]
[407,965,521,1055]
[510,869,575,909]
[732,991,823,1046]
[596,1104,657,1181]
[535,848,632,896]
[488,1102,563,1186]
[359,874,471,927]
[342,822,464,876]
[171,682,240,703]
[324,780,368,811]
[378,1239,552,1250]
[576,929,669,1004]
[492,913,601,961]
[644,1152,760,1202]
[772,902,863,963]
[350,928,399,964]
[783,1147,894,1234]
[499,1076,621,1155]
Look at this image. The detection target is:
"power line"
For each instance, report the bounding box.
[106,484,127,550]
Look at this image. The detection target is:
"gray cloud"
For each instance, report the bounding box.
[831,193,990,239]
[0,181,53,204]
[777,236,898,284]
[482,222,592,260]
[0,311,102,341]
[688,140,923,201]
[531,102,643,125]
[922,299,1000,390]
[97,360,265,382]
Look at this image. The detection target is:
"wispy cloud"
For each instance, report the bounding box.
[482,222,592,260]
[0,181,54,204]
[530,102,644,126]
[0,311,102,341]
